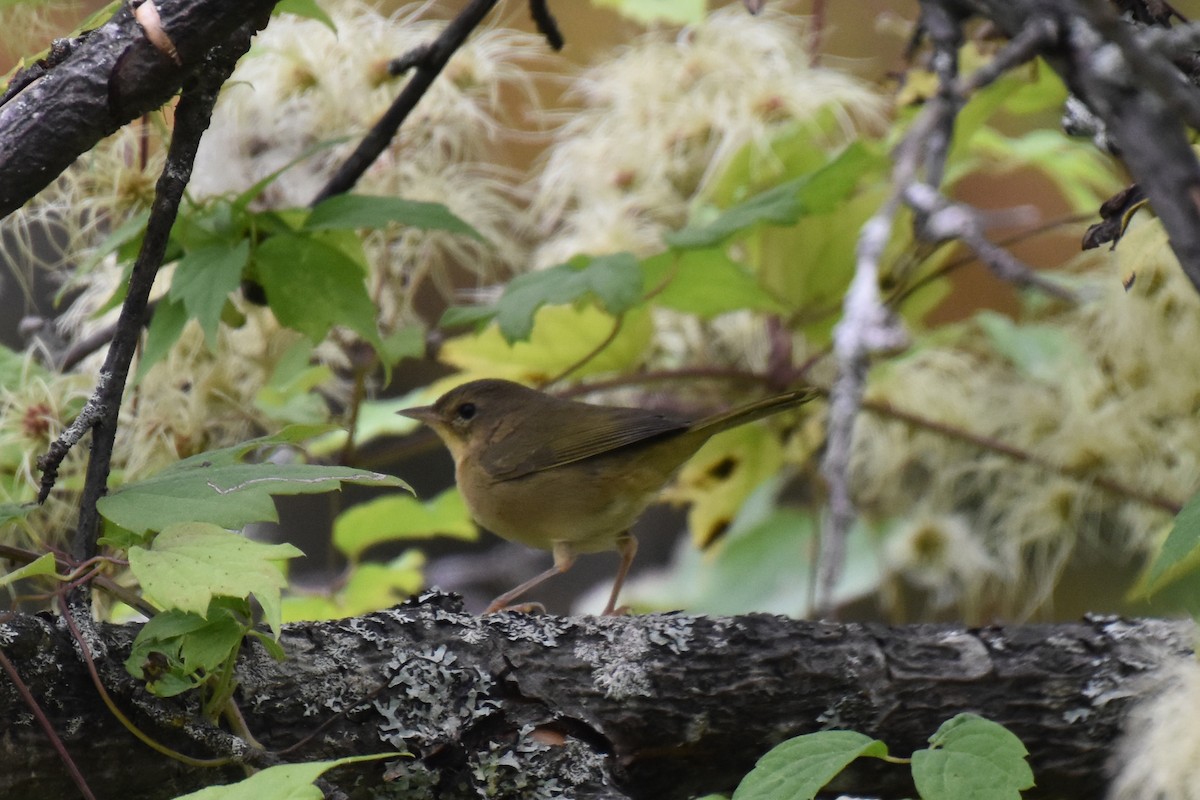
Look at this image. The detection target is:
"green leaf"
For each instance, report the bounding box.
[591,0,705,25]
[0,552,57,589]
[169,239,250,347]
[912,713,1034,800]
[97,426,410,534]
[438,304,498,331]
[334,488,476,561]
[642,249,784,318]
[1143,488,1200,594]
[0,501,35,526]
[128,523,301,637]
[172,756,400,800]
[254,338,335,425]
[254,233,383,350]
[125,604,246,695]
[99,461,409,535]
[304,194,483,240]
[441,303,653,381]
[495,252,643,342]
[285,551,427,621]
[733,731,888,800]
[667,142,883,250]
[135,298,189,384]
[274,0,336,31]
[380,326,425,364]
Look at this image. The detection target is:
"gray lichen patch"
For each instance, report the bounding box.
[374,644,498,748]
[469,724,610,799]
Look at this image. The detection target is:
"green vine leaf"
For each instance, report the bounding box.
[732,730,888,800]
[0,552,57,589]
[96,426,410,536]
[911,713,1034,800]
[333,487,476,562]
[304,193,483,240]
[172,754,400,799]
[254,233,383,351]
[128,523,301,637]
[125,601,247,696]
[493,252,644,342]
[168,238,251,347]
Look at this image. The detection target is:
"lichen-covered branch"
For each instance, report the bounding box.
[0,594,1191,799]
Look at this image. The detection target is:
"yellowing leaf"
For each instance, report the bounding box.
[333,488,476,561]
[440,304,653,383]
[665,424,785,548]
[129,523,303,637]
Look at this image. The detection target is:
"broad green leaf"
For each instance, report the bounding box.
[334,488,476,561]
[495,253,644,342]
[134,298,189,384]
[169,239,250,347]
[912,713,1034,800]
[304,194,483,240]
[632,484,881,616]
[733,731,888,800]
[0,552,57,589]
[125,605,245,696]
[0,501,35,526]
[172,754,398,800]
[274,0,336,31]
[255,233,382,350]
[642,249,784,318]
[352,391,429,445]
[285,551,427,621]
[1142,488,1200,594]
[668,142,883,250]
[440,303,653,382]
[670,424,786,549]
[129,523,301,637]
[668,179,805,251]
[97,425,408,534]
[99,461,409,535]
[591,0,705,25]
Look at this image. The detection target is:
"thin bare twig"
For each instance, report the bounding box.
[0,633,97,800]
[312,0,501,203]
[529,0,564,51]
[36,36,248,561]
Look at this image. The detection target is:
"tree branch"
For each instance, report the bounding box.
[36,22,253,560]
[0,0,277,221]
[311,0,501,204]
[0,595,1191,799]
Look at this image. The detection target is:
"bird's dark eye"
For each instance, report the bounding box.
[456,402,476,421]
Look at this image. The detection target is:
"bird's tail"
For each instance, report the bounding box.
[690,388,818,437]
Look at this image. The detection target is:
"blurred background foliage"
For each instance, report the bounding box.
[1,0,1197,625]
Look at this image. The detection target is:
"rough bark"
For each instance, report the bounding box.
[0,0,278,219]
[0,593,1192,800]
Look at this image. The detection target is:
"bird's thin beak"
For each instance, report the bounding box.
[398,405,436,424]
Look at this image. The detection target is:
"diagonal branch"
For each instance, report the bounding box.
[0,0,278,221]
[311,0,501,204]
[36,27,253,561]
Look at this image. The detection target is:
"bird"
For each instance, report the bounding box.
[399,378,815,614]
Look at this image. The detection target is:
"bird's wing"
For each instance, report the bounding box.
[483,406,689,481]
